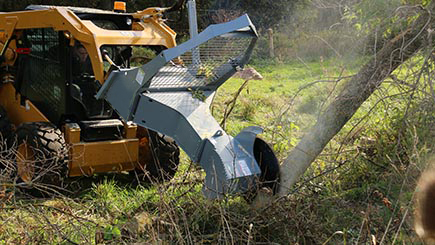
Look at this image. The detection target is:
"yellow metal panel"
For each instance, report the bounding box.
[124,122,137,139]
[64,124,81,144]
[85,20,176,47]
[4,16,18,39]
[68,139,139,177]
[0,9,91,42]
[0,83,49,125]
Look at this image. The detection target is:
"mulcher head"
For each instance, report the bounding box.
[97,15,280,198]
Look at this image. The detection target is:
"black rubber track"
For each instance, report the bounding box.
[132,129,180,184]
[15,122,68,195]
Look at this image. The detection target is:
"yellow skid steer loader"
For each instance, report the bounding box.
[0,1,280,198]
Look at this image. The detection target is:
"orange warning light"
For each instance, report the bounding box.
[114,1,126,13]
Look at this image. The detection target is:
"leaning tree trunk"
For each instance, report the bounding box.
[277,3,435,196]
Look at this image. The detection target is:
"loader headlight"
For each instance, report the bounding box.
[126,18,132,26]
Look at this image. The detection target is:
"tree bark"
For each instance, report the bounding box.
[277,3,435,196]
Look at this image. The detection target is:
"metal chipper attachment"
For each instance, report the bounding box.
[96,15,279,198]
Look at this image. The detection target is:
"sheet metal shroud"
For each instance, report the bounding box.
[96,15,261,198]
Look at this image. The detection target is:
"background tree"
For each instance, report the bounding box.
[276,0,435,196]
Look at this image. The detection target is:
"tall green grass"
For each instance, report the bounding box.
[1,56,433,244]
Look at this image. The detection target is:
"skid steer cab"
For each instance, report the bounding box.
[0,2,280,199]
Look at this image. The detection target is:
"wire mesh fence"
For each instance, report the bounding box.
[149,36,252,89]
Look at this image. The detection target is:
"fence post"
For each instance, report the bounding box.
[187,0,200,66]
[268,28,274,58]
